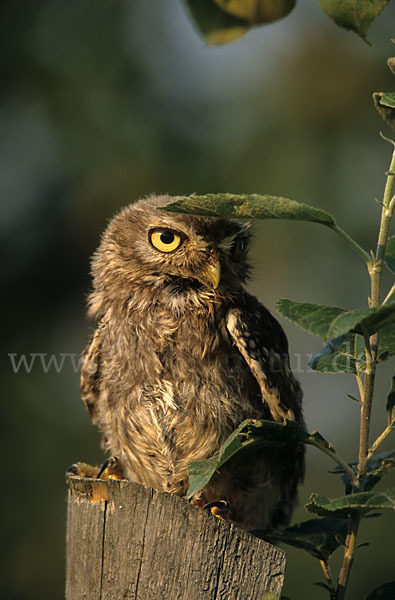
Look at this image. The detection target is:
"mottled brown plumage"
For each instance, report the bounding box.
[81,195,305,530]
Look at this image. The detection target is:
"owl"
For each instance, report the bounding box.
[80,194,305,531]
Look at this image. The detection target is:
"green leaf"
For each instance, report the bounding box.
[255,517,348,561]
[327,303,395,340]
[311,326,395,375]
[187,420,254,499]
[276,300,395,350]
[384,236,395,274]
[365,581,395,600]
[314,582,332,592]
[346,393,361,403]
[275,299,346,340]
[373,92,395,131]
[160,193,368,264]
[309,333,364,374]
[388,57,395,76]
[365,453,395,491]
[161,193,336,225]
[378,325,395,362]
[331,451,395,493]
[187,419,303,499]
[356,541,370,550]
[319,0,391,41]
[213,0,296,24]
[183,0,248,45]
[305,487,395,518]
[183,0,296,46]
[379,93,395,109]
[187,419,342,499]
[386,376,395,426]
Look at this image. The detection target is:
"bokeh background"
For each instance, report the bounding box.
[2,1,395,598]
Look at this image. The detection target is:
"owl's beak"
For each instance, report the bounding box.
[200,261,221,290]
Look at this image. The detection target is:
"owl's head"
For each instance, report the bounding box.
[89,195,251,317]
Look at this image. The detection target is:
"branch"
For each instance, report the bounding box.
[367,422,395,461]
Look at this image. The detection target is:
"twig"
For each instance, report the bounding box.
[316,445,359,489]
[382,284,395,305]
[331,224,371,264]
[367,422,395,461]
[320,559,336,600]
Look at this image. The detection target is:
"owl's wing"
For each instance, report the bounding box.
[80,319,105,424]
[226,293,302,423]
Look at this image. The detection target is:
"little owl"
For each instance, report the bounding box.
[80,195,305,530]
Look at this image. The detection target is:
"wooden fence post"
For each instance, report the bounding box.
[65,474,285,599]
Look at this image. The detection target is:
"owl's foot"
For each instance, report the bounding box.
[66,457,125,480]
[66,461,99,478]
[203,500,231,520]
[97,456,125,480]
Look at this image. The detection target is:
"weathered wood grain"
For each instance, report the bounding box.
[66,475,285,599]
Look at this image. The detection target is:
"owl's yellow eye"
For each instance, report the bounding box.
[149,229,183,253]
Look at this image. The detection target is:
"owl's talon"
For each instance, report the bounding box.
[203,500,231,520]
[97,456,125,480]
[66,461,99,478]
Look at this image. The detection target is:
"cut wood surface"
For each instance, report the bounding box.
[66,474,285,599]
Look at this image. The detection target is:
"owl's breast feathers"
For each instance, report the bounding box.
[81,287,303,451]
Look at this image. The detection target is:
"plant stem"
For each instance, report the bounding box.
[354,335,365,401]
[335,146,395,600]
[358,329,376,478]
[336,513,361,600]
[361,144,395,473]
[336,333,373,600]
[367,421,395,460]
[317,445,359,488]
[369,145,395,307]
[383,284,395,304]
[320,559,336,599]
[331,224,371,264]
[361,145,395,469]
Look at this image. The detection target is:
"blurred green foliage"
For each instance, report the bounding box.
[186,0,391,44]
[2,1,395,598]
